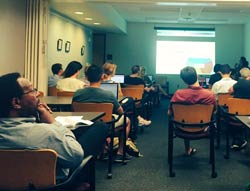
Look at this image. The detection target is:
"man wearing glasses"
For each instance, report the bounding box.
[0,72,108,182]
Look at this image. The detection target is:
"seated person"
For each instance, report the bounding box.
[211,64,237,99]
[208,64,222,88]
[73,65,132,162]
[168,66,216,156]
[48,63,64,87]
[102,62,151,126]
[0,72,108,182]
[139,66,169,97]
[57,61,86,92]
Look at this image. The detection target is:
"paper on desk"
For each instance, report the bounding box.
[55,116,93,130]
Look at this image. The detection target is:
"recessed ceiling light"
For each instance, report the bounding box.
[156,2,217,7]
[85,17,93,21]
[74,11,84,15]
[93,22,100,25]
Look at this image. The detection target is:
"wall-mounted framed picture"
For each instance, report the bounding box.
[65,41,71,53]
[81,45,85,56]
[57,39,63,51]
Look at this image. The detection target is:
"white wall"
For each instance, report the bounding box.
[0,0,26,75]
[244,23,250,61]
[48,11,93,78]
[106,22,244,93]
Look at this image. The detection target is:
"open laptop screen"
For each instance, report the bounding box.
[111,74,125,83]
[100,83,118,99]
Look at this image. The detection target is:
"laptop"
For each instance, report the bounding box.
[100,83,119,99]
[111,74,125,84]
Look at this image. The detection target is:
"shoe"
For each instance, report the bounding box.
[231,140,247,150]
[114,154,132,163]
[185,148,197,156]
[138,116,152,126]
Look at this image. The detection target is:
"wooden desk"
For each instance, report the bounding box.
[40,96,72,111]
[236,116,250,128]
[53,112,105,122]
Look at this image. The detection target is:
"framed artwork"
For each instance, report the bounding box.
[65,41,71,53]
[81,45,85,56]
[57,39,63,51]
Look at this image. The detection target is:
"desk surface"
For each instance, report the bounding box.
[53,112,105,122]
[236,116,250,128]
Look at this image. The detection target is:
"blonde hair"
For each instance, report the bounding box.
[240,67,250,78]
[103,62,117,78]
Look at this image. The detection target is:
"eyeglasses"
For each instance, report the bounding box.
[23,88,38,95]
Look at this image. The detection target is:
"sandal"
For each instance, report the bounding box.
[185,148,197,156]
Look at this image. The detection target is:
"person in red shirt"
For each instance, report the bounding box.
[168,66,216,156]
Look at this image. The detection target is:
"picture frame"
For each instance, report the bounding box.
[57,39,63,51]
[81,45,85,56]
[65,41,71,53]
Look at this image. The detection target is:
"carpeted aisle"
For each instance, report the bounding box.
[95,99,250,191]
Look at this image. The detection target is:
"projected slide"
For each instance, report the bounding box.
[156,41,215,75]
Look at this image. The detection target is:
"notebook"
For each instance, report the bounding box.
[111,74,125,83]
[100,83,119,99]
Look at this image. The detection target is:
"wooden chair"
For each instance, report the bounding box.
[121,87,146,134]
[57,91,75,97]
[48,86,59,96]
[0,149,95,191]
[72,102,126,179]
[168,103,217,178]
[216,93,233,148]
[224,98,250,159]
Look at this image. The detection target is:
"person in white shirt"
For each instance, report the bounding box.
[57,61,86,92]
[211,64,237,98]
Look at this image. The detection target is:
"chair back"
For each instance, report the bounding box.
[217,93,233,106]
[171,103,214,133]
[48,86,59,96]
[227,98,250,115]
[57,91,75,97]
[72,102,113,122]
[121,87,144,100]
[0,149,57,190]
[126,84,144,89]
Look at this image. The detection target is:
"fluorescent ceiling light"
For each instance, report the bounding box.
[93,22,100,25]
[156,2,217,7]
[85,17,93,21]
[74,11,84,15]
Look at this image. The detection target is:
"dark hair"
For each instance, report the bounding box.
[0,72,23,117]
[51,63,62,75]
[131,65,140,74]
[180,66,197,85]
[220,64,231,74]
[63,61,82,78]
[85,65,103,82]
[213,64,222,73]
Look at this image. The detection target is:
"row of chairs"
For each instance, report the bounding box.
[168,94,250,179]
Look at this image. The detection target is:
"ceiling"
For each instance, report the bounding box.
[49,0,250,33]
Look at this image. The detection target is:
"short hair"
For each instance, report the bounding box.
[213,64,222,73]
[85,65,103,83]
[51,63,62,75]
[239,67,250,78]
[180,66,197,85]
[0,73,23,117]
[219,64,231,74]
[63,61,82,78]
[131,65,140,74]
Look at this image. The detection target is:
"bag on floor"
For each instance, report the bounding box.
[126,139,143,157]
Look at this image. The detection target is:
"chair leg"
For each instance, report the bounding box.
[89,157,96,191]
[107,126,115,179]
[122,115,127,165]
[224,123,230,159]
[216,113,221,149]
[210,126,217,178]
[168,120,175,177]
